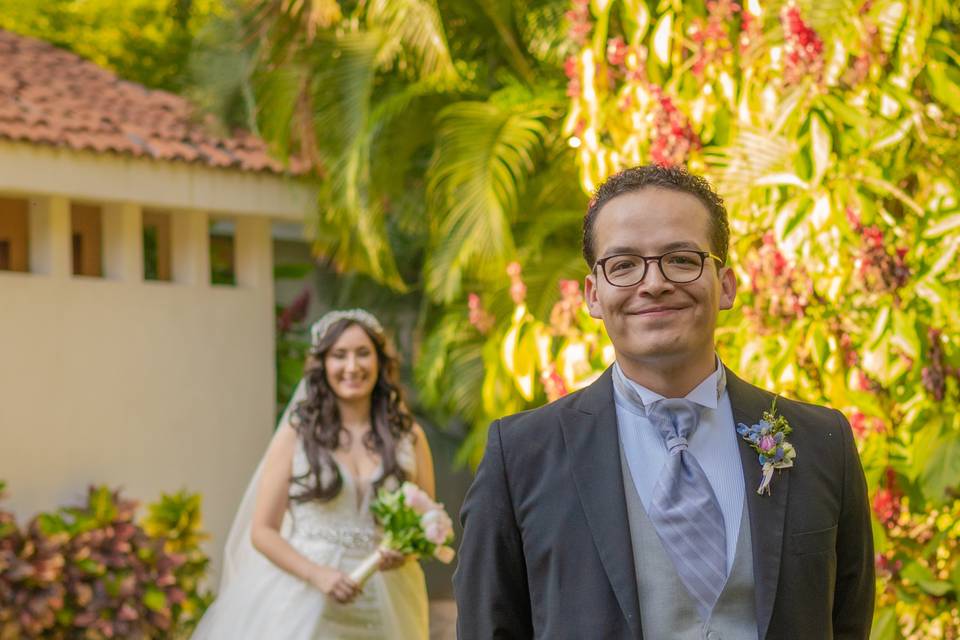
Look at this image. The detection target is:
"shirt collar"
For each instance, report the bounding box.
[613,356,726,412]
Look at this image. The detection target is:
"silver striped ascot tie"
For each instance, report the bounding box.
[613,367,728,620]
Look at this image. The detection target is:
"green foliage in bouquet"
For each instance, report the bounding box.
[370,485,454,558]
[452,0,960,635]
[0,484,212,639]
[371,490,434,557]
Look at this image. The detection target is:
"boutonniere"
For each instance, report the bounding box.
[736,397,797,495]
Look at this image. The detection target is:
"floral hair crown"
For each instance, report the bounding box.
[310,309,385,347]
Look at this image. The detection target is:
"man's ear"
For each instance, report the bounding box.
[718,265,737,310]
[585,272,603,319]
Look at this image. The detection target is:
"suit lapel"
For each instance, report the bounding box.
[726,367,789,640]
[560,368,643,640]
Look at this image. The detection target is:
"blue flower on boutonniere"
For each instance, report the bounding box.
[736,397,797,495]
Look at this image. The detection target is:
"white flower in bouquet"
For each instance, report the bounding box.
[421,508,454,544]
[348,482,456,586]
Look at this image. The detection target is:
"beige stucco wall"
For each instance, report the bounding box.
[0,269,275,580]
[0,146,314,584]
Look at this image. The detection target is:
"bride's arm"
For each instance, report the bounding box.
[411,424,436,499]
[250,424,360,603]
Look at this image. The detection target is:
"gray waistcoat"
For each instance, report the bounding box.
[620,446,759,640]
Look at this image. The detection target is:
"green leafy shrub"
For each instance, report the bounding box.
[0,484,211,639]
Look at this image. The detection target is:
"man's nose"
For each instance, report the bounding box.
[637,259,675,295]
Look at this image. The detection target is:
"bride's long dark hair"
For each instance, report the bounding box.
[289,318,414,503]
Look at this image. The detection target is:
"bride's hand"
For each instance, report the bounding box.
[307,565,361,603]
[377,549,407,571]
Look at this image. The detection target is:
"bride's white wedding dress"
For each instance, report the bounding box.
[192,430,429,640]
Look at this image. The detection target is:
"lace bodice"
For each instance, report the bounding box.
[285,434,418,552]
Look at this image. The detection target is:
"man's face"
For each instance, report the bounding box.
[584,187,737,369]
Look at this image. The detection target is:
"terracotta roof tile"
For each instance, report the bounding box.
[0,29,307,175]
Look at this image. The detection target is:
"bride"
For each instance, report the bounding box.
[192,309,433,639]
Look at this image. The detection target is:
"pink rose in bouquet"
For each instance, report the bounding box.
[402,482,435,515]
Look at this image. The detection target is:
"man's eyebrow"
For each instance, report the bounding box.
[600,241,703,257]
[661,240,703,251]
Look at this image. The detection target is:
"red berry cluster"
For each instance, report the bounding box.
[921,328,958,402]
[607,36,628,67]
[648,85,701,166]
[850,218,910,296]
[688,0,738,76]
[739,9,762,54]
[277,287,310,333]
[541,365,570,402]
[838,331,860,368]
[855,369,884,394]
[564,55,581,98]
[842,22,885,88]
[780,4,824,85]
[565,0,591,45]
[849,410,885,439]
[507,261,527,305]
[467,293,495,334]
[605,37,648,93]
[743,233,814,327]
[549,279,584,335]
[874,552,903,579]
[872,468,903,528]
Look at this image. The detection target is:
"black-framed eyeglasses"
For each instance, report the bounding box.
[594,250,725,287]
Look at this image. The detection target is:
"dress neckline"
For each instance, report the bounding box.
[333,456,383,512]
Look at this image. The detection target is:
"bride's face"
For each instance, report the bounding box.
[324,324,380,402]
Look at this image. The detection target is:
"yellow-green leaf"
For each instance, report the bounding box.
[810,114,831,186]
[652,13,672,65]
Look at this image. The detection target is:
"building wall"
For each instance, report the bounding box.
[0,195,278,585]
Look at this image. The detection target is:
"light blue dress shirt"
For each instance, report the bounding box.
[613,359,745,575]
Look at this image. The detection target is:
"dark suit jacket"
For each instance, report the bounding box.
[453,367,874,639]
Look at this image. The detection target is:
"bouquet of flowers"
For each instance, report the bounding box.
[349,482,456,586]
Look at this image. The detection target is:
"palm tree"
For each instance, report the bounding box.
[194,0,588,447]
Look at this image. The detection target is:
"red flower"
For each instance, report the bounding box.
[607,37,628,66]
[872,468,902,528]
[780,4,825,85]
[872,488,901,527]
[850,411,869,439]
[467,293,494,334]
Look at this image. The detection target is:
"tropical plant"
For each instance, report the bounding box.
[194,0,594,432]
[141,490,214,637]
[0,484,212,639]
[274,269,313,419]
[457,0,960,635]
[0,0,223,93]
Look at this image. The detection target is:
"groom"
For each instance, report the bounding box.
[453,165,874,639]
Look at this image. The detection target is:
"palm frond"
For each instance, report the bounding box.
[284,30,409,287]
[705,128,794,202]
[415,310,486,422]
[367,0,457,82]
[425,99,554,302]
[189,12,260,133]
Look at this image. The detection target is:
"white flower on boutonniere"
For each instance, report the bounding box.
[736,397,797,495]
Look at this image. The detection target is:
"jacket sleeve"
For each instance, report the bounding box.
[454,420,533,639]
[831,409,876,639]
